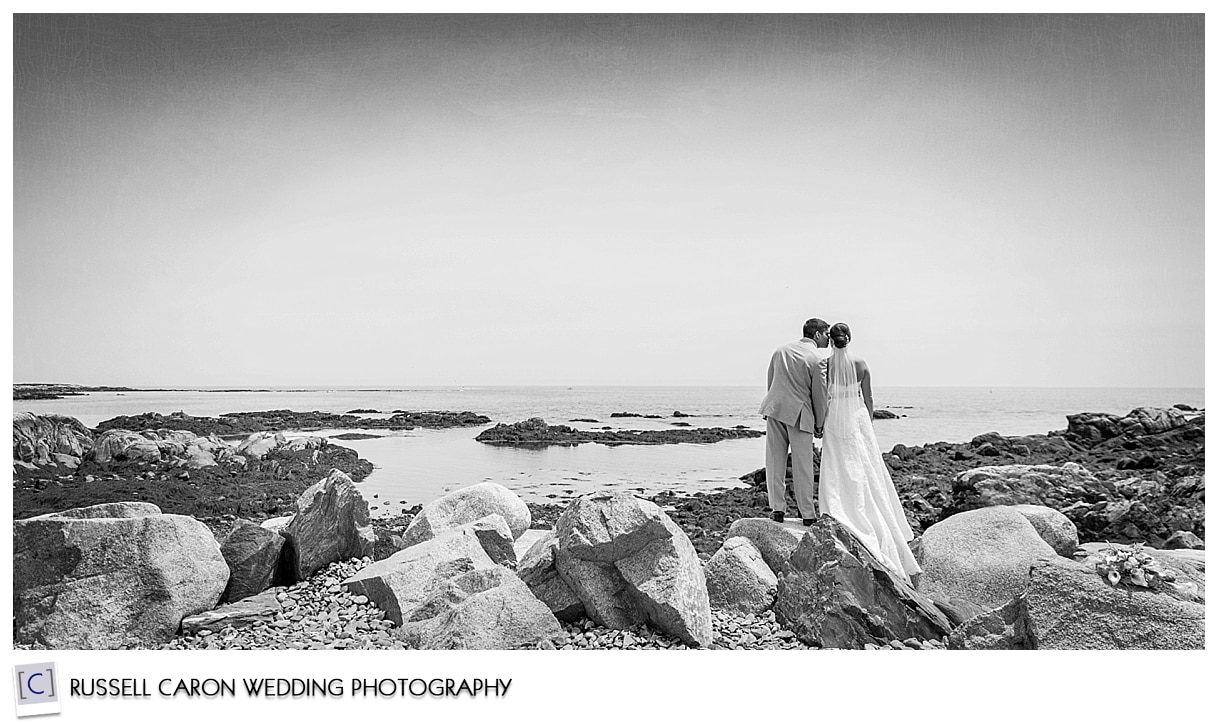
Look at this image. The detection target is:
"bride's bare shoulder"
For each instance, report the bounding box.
[854,357,870,376]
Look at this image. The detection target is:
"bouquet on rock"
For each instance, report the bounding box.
[1094,542,1172,589]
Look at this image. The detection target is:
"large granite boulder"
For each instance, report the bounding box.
[342,527,496,625]
[1076,542,1205,601]
[554,549,644,628]
[705,536,778,615]
[13,412,94,468]
[916,506,1060,611]
[556,491,671,562]
[774,516,951,649]
[399,566,567,649]
[283,469,376,580]
[181,589,282,636]
[553,492,713,646]
[14,502,229,649]
[1008,504,1079,557]
[724,518,807,573]
[517,531,585,622]
[401,482,531,547]
[614,514,713,647]
[220,519,286,602]
[949,557,1204,649]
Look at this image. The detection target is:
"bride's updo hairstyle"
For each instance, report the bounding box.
[829,322,852,349]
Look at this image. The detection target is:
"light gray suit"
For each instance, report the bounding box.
[758,337,828,518]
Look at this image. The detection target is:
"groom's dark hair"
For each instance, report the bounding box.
[803,318,829,338]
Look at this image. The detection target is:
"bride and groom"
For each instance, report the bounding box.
[758,317,921,583]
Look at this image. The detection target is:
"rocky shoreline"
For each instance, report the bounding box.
[12,404,1205,651]
[647,406,1204,558]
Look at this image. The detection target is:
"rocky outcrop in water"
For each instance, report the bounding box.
[14,384,141,400]
[96,409,491,436]
[476,417,764,447]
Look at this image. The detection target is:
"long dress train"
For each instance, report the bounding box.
[818,351,922,582]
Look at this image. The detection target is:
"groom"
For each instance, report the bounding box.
[758,318,830,525]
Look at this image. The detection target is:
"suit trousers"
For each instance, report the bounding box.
[765,416,817,519]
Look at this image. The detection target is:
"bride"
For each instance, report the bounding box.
[816,323,922,583]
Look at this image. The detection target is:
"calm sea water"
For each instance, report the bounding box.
[17,386,1204,516]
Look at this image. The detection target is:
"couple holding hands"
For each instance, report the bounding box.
[759,318,921,583]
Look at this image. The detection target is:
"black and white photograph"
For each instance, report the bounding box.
[7,9,1209,720]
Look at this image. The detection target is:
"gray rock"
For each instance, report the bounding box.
[233,431,287,460]
[952,462,1100,510]
[283,469,376,581]
[341,527,495,625]
[14,504,229,649]
[706,536,778,615]
[725,518,806,573]
[1066,407,1187,443]
[949,558,1204,649]
[554,548,644,629]
[946,596,1032,650]
[12,413,94,467]
[261,515,293,534]
[399,566,567,649]
[401,482,531,547]
[32,501,161,520]
[517,531,584,621]
[614,515,713,647]
[450,514,517,567]
[1164,530,1205,550]
[1076,542,1204,602]
[775,516,951,649]
[548,493,713,646]
[555,491,671,563]
[917,506,1059,611]
[86,428,231,469]
[181,589,282,636]
[1009,504,1080,557]
[88,429,163,465]
[220,520,286,602]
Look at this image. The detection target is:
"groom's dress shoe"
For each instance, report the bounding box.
[802,519,814,527]
[771,511,785,523]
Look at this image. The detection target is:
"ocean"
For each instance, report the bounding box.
[16,386,1204,516]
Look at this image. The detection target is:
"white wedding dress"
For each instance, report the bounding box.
[818,345,922,583]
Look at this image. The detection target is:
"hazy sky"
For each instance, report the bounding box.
[12,14,1204,388]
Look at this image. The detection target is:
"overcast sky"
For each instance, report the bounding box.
[12,14,1204,388]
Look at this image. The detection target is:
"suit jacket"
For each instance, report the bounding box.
[758,338,828,433]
